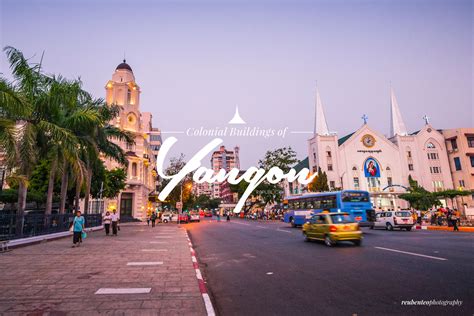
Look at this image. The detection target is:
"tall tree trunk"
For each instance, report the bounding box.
[16,181,28,237]
[59,162,69,214]
[45,158,57,215]
[74,177,81,213]
[83,166,92,214]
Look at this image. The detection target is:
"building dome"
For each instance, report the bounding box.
[116,59,133,72]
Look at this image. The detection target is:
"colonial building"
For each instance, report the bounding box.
[288,88,455,210]
[210,145,240,202]
[103,60,160,220]
[442,128,474,214]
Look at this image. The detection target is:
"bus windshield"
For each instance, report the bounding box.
[342,192,369,203]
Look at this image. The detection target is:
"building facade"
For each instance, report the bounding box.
[295,88,456,210]
[210,145,240,202]
[442,128,474,214]
[102,60,160,220]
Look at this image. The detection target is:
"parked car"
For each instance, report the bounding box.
[189,211,200,222]
[373,210,414,231]
[161,212,178,223]
[204,211,213,217]
[178,213,189,223]
[302,212,362,247]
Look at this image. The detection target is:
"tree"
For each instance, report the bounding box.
[311,167,329,192]
[157,154,193,208]
[399,175,441,211]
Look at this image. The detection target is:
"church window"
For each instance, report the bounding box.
[459,180,465,188]
[408,164,414,171]
[326,151,332,157]
[352,166,357,171]
[387,177,393,186]
[426,142,436,149]
[328,164,333,171]
[329,181,335,189]
[454,157,462,171]
[407,151,412,158]
[353,177,360,189]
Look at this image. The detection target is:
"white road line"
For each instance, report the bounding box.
[203,293,216,316]
[277,229,292,233]
[95,288,151,294]
[127,262,163,266]
[154,236,172,239]
[374,247,448,261]
[232,221,250,226]
[149,241,168,244]
[256,225,266,229]
[141,249,169,252]
[195,269,203,280]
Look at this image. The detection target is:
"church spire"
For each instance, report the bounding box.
[390,87,408,137]
[314,86,329,136]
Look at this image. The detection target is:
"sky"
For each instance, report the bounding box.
[1,0,472,168]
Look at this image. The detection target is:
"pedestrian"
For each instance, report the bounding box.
[447,208,453,227]
[103,211,112,236]
[151,211,157,227]
[226,212,230,222]
[452,209,459,231]
[146,214,150,226]
[111,209,120,236]
[437,208,443,226]
[72,210,85,247]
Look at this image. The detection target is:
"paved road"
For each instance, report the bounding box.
[187,218,474,316]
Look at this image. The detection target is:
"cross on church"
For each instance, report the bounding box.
[423,115,430,125]
[361,114,368,124]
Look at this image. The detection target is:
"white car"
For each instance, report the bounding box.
[161,212,178,223]
[189,212,200,222]
[373,210,414,231]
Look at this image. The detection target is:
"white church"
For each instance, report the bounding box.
[288,88,454,210]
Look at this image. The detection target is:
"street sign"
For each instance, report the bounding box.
[176,202,183,209]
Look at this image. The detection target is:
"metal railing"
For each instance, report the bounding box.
[0,213,102,241]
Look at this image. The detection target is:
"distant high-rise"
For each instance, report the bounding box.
[210,145,240,202]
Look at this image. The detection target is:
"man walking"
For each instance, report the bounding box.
[151,211,157,227]
[111,209,120,236]
[72,210,85,247]
[452,209,460,232]
[103,211,112,236]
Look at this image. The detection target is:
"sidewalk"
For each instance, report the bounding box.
[0,223,208,315]
[421,225,474,232]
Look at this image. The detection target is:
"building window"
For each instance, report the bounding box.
[470,156,474,167]
[326,151,332,157]
[432,181,444,191]
[127,89,132,104]
[132,162,137,177]
[387,177,393,186]
[451,139,458,150]
[468,136,474,148]
[454,157,462,171]
[426,142,436,149]
[430,167,441,174]
[408,164,414,171]
[126,142,134,151]
[427,153,439,160]
[407,151,412,158]
[459,180,465,188]
[353,177,360,189]
[150,134,161,142]
[327,164,333,171]
[329,181,335,189]
[313,152,316,160]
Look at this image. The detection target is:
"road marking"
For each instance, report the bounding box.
[95,288,151,294]
[232,221,250,226]
[154,236,172,238]
[256,225,266,229]
[266,272,273,275]
[192,256,197,263]
[203,293,216,316]
[127,262,163,266]
[141,249,169,252]
[374,247,448,261]
[277,229,291,233]
[195,269,203,280]
[149,241,168,244]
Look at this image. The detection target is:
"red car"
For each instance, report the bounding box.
[204,211,213,217]
[178,214,189,223]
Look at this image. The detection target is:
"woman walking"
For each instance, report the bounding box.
[72,210,85,247]
[103,211,112,236]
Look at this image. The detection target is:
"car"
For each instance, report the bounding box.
[189,212,200,222]
[161,212,178,223]
[178,213,189,223]
[204,211,213,217]
[373,210,414,231]
[302,212,362,247]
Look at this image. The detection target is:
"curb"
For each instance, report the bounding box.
[185,229,216,316]
[415,225,474,232]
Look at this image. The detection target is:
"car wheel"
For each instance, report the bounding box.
[324,235,334,247]
[163,219,168,223]
[406,226,412,231]
[303,232,310,242]
[290,218,296,228]
[353,240,362,246]
[386,223,393,231]
[369,225,374,230]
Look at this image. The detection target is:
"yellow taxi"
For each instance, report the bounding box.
[302,212,362,247]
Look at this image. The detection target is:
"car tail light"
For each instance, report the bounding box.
[330,225,337,232]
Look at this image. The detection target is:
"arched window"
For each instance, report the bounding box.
[386,166,391,171]
[352,166,357,171]
[426,142,436,149]
[132,162,137,177]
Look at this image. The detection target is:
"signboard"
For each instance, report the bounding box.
[364,158,380,178]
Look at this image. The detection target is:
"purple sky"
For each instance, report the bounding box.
[1,0,472,168]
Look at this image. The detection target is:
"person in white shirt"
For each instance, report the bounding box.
[111,210,120,236]
[103,211,112,236]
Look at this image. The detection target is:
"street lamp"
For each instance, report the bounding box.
[178,181,192,227]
